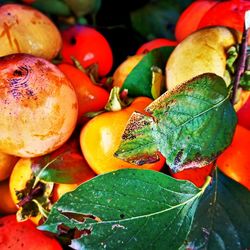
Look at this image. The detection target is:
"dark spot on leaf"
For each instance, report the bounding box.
[120,214,125,219]
[174,149,184,166]
[70,36,77,45]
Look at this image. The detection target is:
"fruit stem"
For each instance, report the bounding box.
[231,25,249,104]
[201,175,212,193]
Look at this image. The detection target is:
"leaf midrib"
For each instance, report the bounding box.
[84,187,204,226]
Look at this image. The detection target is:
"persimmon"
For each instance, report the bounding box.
[175,0,218,42]
[58,63,109,124]
[80,97,165,174]
[0,4,62,60]
[0,215,62,249]
[0,179,17,214]
[169,163,214,188]
[0,54,78,158]
[52,183,79,203]
[61,25,113,76]
[217,125,250,190]
[236,92,250,130]
[0,152,18,181]
[9,158,43,224]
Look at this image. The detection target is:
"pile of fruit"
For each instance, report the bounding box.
[0,0,249,249]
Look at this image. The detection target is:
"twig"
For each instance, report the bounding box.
[231,27,250,104]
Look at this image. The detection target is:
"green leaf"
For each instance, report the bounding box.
[116,73,237,173]
[122,46,174,98]
[32,0,71,16]
[39,169,208,249]
[31,137,95,184]
[239,71,250,90]
[183,169,250,250]
[130,0,193,40]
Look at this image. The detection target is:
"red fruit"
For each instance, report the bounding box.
[0,215,62,250]
[237,94,250,130]
[175,0,218,42]
[198,0,250,42]
[61,25,113,76]
[217,125,250,190]
[136,38,178,54]
[169,163,214,187]
[58,63,109,124]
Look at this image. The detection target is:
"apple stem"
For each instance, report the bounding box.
[231,26,249,104]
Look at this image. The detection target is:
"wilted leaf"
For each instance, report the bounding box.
[116,73,237,173]
[122,46,174,98]
[39,169,209,250]
[182,169,250,250]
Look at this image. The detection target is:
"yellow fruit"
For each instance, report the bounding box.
[0,4,62,60]
[0,151,18,181]
[166,26,241,90]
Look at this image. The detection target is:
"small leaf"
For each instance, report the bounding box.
[39,169,209,250]
[239,71,250,90]
[122,46,174,98]
[151,66,165,99]
[31,137,95,184]
[116,73,237,173]
[183,169,250,250]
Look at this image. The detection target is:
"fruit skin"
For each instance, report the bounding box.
[169,163,214,188]
[217,125,250,190]
[58,63,109,124]
[0,179,17,214]
[52,183,79,203]
[0,54,78,157]
[136,38,178,54]
[80,97,165,174]
[0,152,18,181]
[166,26,241,91]
[0,214,62,250]
[175,0,218,42]
[237,93,250,130]
[198,0,250,44]
[61,25,113,76]
[112,54,144,88]
[0,4,62,60]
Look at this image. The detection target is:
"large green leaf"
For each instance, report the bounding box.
[182,169,250,250]
[115,73,237,173]
[39,169,209,249]
[122,46,174,98]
